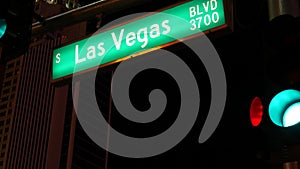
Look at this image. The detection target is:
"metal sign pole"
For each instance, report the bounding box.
[268,0,300,20]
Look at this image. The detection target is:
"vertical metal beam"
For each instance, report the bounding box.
[66,81,80,169]
[268,0,300,20]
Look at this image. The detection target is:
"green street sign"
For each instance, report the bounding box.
[52,0,226,80]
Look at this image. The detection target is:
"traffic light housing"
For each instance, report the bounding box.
[263,14,300,87]
[246,14,300,143]
[252,14,300,150]
[0,0,34,61]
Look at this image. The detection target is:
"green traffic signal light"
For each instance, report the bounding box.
[269,89,300,127]
[0,19,7,39]
[283,102,300,127]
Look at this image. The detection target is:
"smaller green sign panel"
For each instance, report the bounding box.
[52,0,226,80]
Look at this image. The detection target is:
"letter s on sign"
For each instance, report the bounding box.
[56,53,61,64]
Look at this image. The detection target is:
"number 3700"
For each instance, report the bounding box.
[190,12,220,30]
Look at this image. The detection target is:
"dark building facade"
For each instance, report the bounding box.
[0,57,21,169]
[5,35,60,169]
